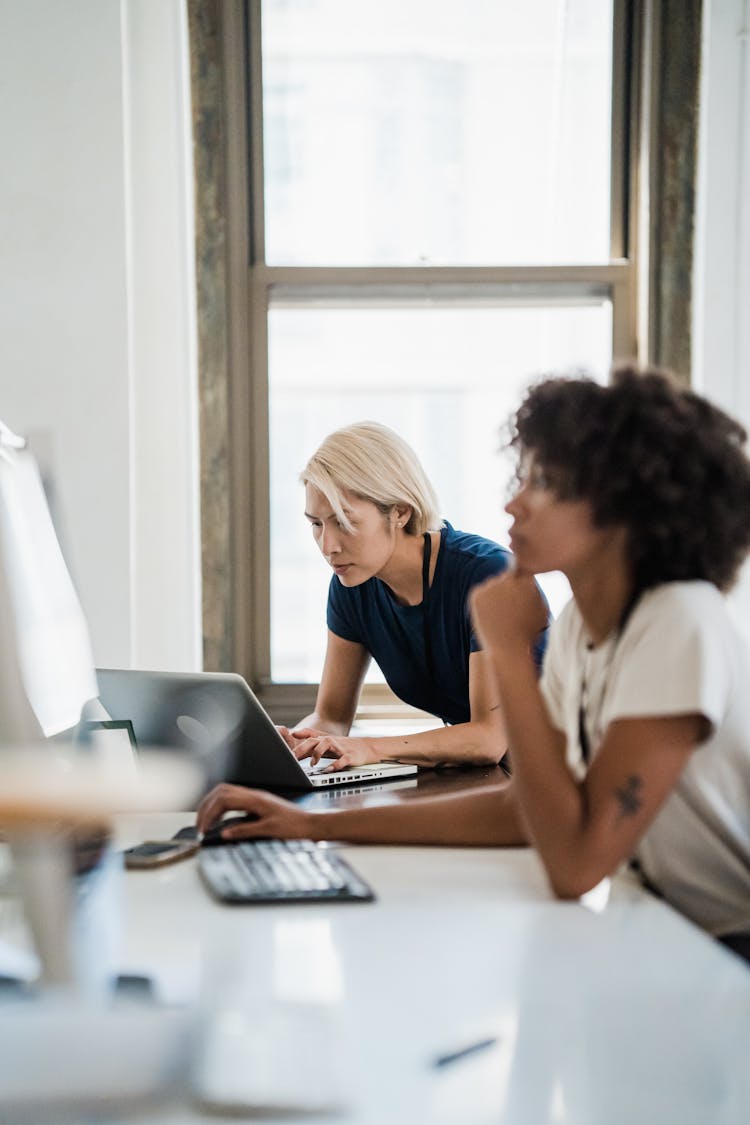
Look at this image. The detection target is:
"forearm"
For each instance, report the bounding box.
[358,720,507,768]
[303,783,528,846]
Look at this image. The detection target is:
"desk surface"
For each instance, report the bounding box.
[2,797,750,1124]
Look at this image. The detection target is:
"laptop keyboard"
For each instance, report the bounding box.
[198,839,375,904]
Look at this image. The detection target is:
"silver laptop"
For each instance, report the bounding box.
[95,669,417,793]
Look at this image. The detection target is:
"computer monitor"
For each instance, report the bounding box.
[0,429,98,746]
[0,422,201,1024]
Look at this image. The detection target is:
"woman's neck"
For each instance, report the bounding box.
[568,546,634,648]
[380,531,440,606]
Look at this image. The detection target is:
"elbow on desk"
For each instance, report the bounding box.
[465,734,509,768]
[549,879,588,902]
[466,747,507,767]
[544,862,607,903]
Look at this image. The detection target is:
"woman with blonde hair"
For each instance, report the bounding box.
[278,421,547,771]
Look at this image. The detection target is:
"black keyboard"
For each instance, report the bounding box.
[197,839,375,904]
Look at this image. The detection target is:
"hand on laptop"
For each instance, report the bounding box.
[196,784,313,842]
[289,730,378,771]
[275,725,297,750]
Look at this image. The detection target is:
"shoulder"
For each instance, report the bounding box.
[326,573,381,645]
[620,581,741,687]
[641,579,723,612]
[627,581,730,645]
[327,574,346,606]
[607,581,743,731]
[440,522,513,578]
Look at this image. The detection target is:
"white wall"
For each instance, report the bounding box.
[123,0,202,670]
[694,0,750,638]
[0,0,201,671]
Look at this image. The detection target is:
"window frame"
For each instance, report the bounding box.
[223,0,643,723]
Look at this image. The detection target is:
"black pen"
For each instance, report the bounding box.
[432,1036,498,1068]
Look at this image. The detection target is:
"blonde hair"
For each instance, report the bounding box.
[301,422,443,536]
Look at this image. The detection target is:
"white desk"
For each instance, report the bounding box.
[2,810,750,1123]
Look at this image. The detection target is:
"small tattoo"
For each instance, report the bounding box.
[615,775,642,821]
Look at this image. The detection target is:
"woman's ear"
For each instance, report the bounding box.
[393,504,412,530]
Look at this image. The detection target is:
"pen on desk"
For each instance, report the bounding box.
[432,1036,498,1068]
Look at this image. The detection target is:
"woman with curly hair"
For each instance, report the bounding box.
[471,365,750,946]
[198,366,750,946]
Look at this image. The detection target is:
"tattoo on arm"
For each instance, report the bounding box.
[615,775,643,822]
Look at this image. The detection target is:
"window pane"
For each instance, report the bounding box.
[262,0,613,267]
[269,302,611,682]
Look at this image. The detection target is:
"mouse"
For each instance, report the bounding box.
[200,813,261,847]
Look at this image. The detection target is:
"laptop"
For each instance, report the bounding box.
[95,669,418,793]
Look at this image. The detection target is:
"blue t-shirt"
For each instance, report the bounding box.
[326,522,545,725]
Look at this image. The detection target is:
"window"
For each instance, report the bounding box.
[237,0,638,718]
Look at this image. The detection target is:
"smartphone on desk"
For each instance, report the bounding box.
[123,839,200,869]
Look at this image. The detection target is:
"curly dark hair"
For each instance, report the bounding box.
[510,364,750,592]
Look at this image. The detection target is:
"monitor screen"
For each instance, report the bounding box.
[0,442,98,743]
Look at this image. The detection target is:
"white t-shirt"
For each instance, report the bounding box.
[540,581,750,936]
